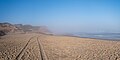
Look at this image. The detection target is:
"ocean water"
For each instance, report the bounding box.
[73,33,120,41]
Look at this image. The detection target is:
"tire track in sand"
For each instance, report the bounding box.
[15,36,35,60]
[37,37,48,60]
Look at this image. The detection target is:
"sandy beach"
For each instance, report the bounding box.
[0,33,120,60]
[1,0,120,60]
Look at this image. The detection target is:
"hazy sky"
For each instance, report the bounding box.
[0,0,120,33]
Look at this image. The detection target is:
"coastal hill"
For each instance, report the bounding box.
[14,24,51,34]
[0,22,51,36]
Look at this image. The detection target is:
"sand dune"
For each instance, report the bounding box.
[0,33,120,60]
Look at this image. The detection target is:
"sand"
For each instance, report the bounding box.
[0,33,120,60]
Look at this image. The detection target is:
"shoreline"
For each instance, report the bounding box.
[54,35,120,41]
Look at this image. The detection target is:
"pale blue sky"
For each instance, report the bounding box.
[0,0,120,33]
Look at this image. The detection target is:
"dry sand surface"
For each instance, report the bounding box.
[0,33,120,60]
[0,33,42,60]
[41,35,120,60]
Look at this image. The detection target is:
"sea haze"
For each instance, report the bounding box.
[73,33,120,41]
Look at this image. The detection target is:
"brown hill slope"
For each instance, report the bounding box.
[0,22,51,36]
[0,22,19,33]
[14,24,51,34]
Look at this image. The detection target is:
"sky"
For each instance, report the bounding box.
[0,0,120,34]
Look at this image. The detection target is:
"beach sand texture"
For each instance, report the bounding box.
[0,33,120,60]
